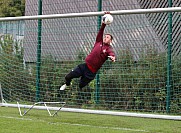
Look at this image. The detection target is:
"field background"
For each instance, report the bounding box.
[0,107,180,133]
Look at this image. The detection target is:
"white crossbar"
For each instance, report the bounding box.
[0,7,180,21]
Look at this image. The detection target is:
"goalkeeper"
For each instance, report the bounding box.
[60,12,116,90]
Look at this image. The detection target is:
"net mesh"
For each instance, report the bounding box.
[0,0,180,114]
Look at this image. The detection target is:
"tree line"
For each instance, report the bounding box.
[0,0,25,17]
[0,35,180,114]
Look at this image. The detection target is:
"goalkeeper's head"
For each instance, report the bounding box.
[103,33,113,45]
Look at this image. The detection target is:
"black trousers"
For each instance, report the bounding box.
[65,63,96,89]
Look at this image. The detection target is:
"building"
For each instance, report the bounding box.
[1,0,180,62]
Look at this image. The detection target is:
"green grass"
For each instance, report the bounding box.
[0,107,181,133]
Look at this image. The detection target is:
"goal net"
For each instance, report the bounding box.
[0,1,180,119]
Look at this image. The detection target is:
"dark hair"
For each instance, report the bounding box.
[105,33,113,40]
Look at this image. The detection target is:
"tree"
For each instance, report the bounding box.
[0,35,30,101]
[0,0,25,17]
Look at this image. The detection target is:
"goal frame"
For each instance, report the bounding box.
[17,102,66,117]
[0,7,181,120]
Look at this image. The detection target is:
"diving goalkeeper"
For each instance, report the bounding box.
[60,12,116,90]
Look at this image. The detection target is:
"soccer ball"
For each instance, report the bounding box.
[102,14,113,25]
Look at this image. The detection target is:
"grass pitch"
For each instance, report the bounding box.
[0,107,180,133]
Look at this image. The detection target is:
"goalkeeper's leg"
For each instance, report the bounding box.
[60,64,84,90]
[79,76,93,89]
[60,63,96,90]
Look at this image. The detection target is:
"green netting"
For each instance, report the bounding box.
[0,0,180,115]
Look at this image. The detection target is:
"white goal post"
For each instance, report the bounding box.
[0,83,6,104]
[1,102,181,120]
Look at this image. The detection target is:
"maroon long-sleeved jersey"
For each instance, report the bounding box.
[85,23,115,73]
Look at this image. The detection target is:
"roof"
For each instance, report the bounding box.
[22,0,180,62]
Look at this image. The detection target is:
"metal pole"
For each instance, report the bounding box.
[36,0,42,102]
[95,0,102,104]
[166,0,172,113]
[0,83,3,103]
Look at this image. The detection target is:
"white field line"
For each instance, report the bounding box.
[0,115,149,132]
[48,122,149,132]
[0,116,33,121]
